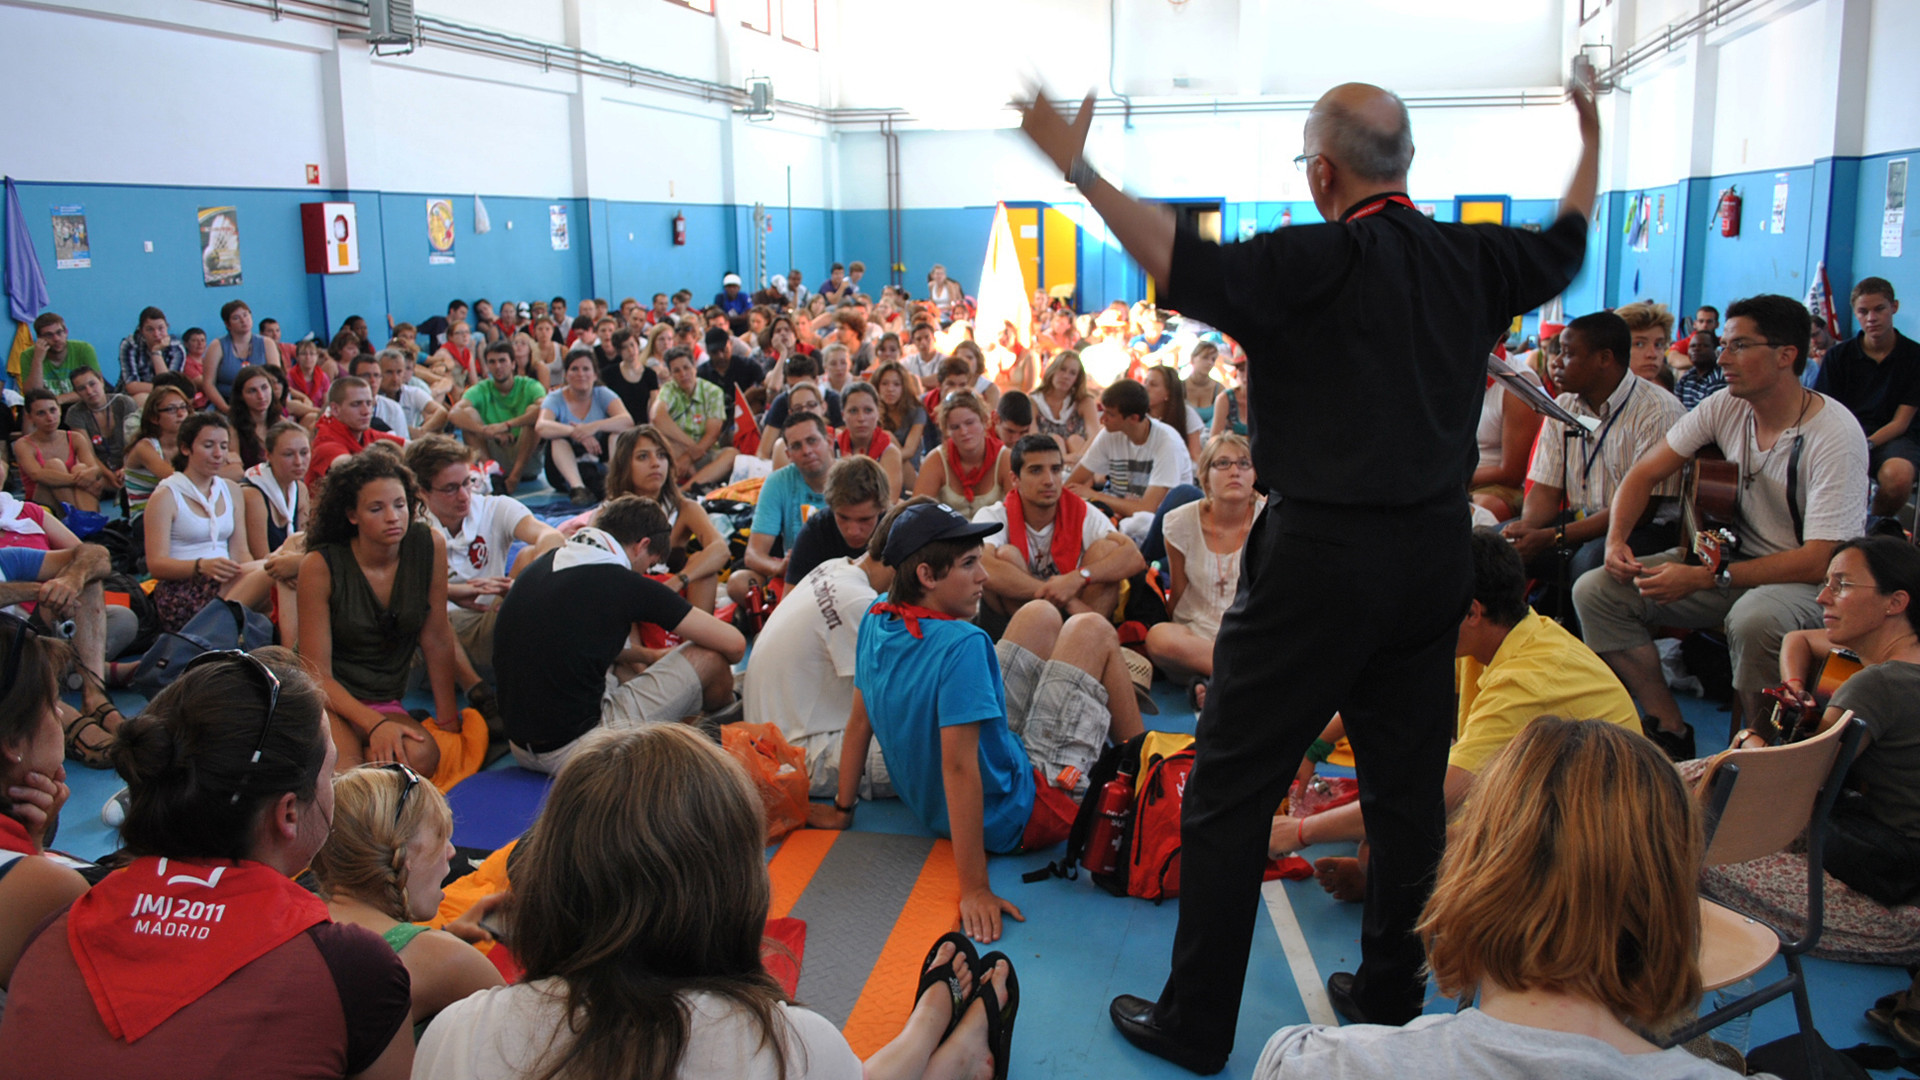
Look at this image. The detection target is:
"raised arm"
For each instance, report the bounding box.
[1016,91,1176,288]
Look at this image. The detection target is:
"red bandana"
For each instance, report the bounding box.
[0,814,35,857]
[836,427,893,459]
[1004,488,1088,575]
[871,600,961,640]
[67,855,330,1042]
[945,435,1004,501]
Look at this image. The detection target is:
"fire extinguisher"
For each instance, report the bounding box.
[672,211,687,247]
[1280,207,1292,227]
[1718,187,1741,238]
[1082,772,1136,878]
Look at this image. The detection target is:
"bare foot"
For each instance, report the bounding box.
[1314,856,1366,902]
[909,940,973,1033]
[931,957,1003,1080]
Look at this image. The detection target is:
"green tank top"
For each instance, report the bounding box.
[319,522,434,703]
[383,922,427,953]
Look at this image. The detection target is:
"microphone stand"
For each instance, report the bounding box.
[1488,355,1598,626]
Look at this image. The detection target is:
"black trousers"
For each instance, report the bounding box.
[1153,497,1471,1056]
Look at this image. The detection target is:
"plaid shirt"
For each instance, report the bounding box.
[1674,365,1727,411]
[116,334,185,390]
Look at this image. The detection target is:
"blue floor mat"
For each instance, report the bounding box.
[44,581,1916,1077]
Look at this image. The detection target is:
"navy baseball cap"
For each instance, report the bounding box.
[880,503,1000,568]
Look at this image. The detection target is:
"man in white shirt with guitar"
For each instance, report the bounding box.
[1572,293,1869,760]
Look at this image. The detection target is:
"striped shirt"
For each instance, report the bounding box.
[1527,373,1686,517]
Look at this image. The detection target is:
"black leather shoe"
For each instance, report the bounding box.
[1641,718,1697,762]
[1326,972,1374,1025]
[1109,995,1228,1075]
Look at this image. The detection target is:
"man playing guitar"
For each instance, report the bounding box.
[1571,294,1869,760]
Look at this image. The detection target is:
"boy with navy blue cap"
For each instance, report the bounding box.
[810,502,1148,942]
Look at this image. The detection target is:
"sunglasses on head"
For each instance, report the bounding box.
[366,761,426,827]
[181,650,282,805]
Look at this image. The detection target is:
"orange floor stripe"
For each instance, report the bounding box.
[767,828,840,919]
[838,839,960,1058]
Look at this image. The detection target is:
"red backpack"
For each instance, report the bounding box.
[1024,731,1195,902]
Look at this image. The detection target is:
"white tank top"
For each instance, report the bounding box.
[159,473,236,561]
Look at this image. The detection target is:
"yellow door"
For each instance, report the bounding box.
[1007,206,1041,298]
[1043,207,1078,299]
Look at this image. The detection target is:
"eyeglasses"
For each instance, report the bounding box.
[1,612,41,701]
[1820,577,1877,597]
[428,480,469,497]
[367,761,425,827]
[182,650,282,805]
[1293,153,1321,173]
[1209,457,1255,471]
[1718,339,1784,357]
[157,404,190,416]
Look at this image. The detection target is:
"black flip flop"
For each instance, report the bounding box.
[974,950,1020,1080]
[916,931,980,1039]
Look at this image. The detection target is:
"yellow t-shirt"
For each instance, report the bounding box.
[1451,612,1640,775]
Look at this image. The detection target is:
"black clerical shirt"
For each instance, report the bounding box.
[1164,194,1586,508]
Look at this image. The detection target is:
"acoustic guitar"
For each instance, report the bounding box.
[1761,648,1864,742]
[1680,446,1741,572]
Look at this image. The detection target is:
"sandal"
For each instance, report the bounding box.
[915,931,980,1038]
[974,951,1020,1080]
[1868,986,1920,1055]
[1187,679,1209,713]
[64,702,121,768]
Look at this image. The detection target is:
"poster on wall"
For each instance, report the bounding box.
[1884,159,1907,259]
[1771,175,1790,235]
[549,204,569,251]
[50,206,89,269]
[1627,194,1651,252]
[198,206,243,287]
[427,197,456,265]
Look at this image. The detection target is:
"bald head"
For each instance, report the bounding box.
[1305,83,1414,184]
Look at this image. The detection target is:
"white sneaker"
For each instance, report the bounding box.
[101,787,130,829]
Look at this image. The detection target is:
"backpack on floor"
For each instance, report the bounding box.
[1023,730,1195,902]
[102,572,161,659]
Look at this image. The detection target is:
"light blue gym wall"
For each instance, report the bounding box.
[11,181,321,381]
[1849,151,1920,322]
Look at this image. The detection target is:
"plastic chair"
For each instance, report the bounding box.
[1669,713,1868,1077]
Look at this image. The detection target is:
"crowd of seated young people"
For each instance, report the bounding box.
[10,259,1920,1078]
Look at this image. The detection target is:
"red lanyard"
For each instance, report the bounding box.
[1344,195,1417,223]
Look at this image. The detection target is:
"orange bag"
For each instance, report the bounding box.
[722,721,810,844]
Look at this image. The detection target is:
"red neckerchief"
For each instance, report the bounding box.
[836,427,893,459]
[444,341,475,377]
[1005,488,1088,574]
[1342,193,1418,223]
[68,855,330,1042]
[945,435,1004,500]
[0,814,36,856]
[871,600,961,640]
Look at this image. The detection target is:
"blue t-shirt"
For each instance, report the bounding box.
[543,386,619,425]
[855,606,1035,853]
[750,464,828,553]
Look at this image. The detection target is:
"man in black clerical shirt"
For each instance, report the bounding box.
[1017,79,1599,1074]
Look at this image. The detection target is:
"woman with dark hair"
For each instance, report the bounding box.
[582,426,729,611]
[0,617,90,1006]
[874,361,929,470]
[122,383,189,516]
[144,412,272,632]
[230,364,288,471]
[328,330,363,379]
[0,647,414,1076]
[414,723,1005,1080]
[13,388,109,511]
[1252,718,1732,1079]
[1145,365,1204,463]
[538,349,634,506]
[1702,536,1920,964]
[838,381,903,495]
[298,450,463,777]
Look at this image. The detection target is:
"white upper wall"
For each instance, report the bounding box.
[1709,0,1833,175]
[0,3,330,188]
[1260,0,1564,95]
[1862,0,1920,155]
[365,62,577,196]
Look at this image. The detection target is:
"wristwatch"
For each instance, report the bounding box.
[1078,567,1093,581]
[1715,565,1735,592]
